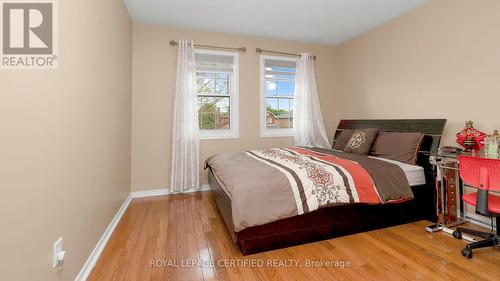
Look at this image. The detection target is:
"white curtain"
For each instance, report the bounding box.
[171,40,200,193]
[293,53,330,148]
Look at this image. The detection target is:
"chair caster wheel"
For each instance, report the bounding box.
[453,230,462,239]
[461,248,473,259]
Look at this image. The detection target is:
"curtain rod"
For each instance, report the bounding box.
[255,48,316,60]
[169,40,246,52]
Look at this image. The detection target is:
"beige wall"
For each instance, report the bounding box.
[335,0,500,221]
[131,24,337,191]
[0,0,132,280]
[335,0,500,146]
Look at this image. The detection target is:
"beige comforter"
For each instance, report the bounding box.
[206,147,413,232]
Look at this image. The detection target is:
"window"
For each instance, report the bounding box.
[195,49,239,139]
[260,55,297,137]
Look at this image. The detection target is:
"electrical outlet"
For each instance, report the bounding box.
[53,237,63,268]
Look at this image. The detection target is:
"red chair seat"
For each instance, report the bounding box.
[462,192,500,214]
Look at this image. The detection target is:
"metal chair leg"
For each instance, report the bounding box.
[461,237,497,259]
[456,227,494,239]
[466,237,497,250]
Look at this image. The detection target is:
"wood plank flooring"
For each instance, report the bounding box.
[88,192,500,281]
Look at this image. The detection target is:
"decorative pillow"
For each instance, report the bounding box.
[333,130,354,150]
[343,128,379,155]
[370,131,424,164]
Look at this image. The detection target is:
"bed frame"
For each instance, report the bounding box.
[209,119,447,255]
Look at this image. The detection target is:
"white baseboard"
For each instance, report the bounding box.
[131,184,210,198]
[75,185,211,280]
[75,193,132,281]
[462,211,497,230]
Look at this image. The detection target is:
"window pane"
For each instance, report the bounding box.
[263,58,296,130]
[266,80,296,97]
[276,81,289,96]
[266,98,278,129]
[272,66,296,73]
[198,97,230,130]
[196,75,215,94]
[266,80,277,97]
[215,78,229,95]
[278,99,292,128]
[216,73,228,79]
[288,81,295,96]
[266,97,293,129]
[198,72,216,78]
[272,73,295,80]
[196,53,234,73]
[196,72,229,96]
[278,98,290,112]
[265,60,296,74]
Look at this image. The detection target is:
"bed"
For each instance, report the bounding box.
[206,119,447,255]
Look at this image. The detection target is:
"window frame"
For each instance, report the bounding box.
[260,55,297,138]
[195,49,239,140]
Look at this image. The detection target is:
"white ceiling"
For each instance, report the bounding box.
[124,0,429,45]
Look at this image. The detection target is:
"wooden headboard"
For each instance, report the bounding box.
[333,119,447,183]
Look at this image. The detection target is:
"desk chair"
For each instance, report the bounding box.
[453,155,500,258]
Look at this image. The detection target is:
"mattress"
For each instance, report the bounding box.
[368,156,426,186]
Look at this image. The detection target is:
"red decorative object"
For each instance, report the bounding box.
[456,121,486,151]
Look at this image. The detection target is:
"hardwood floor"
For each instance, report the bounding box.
[88,191,499,281]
